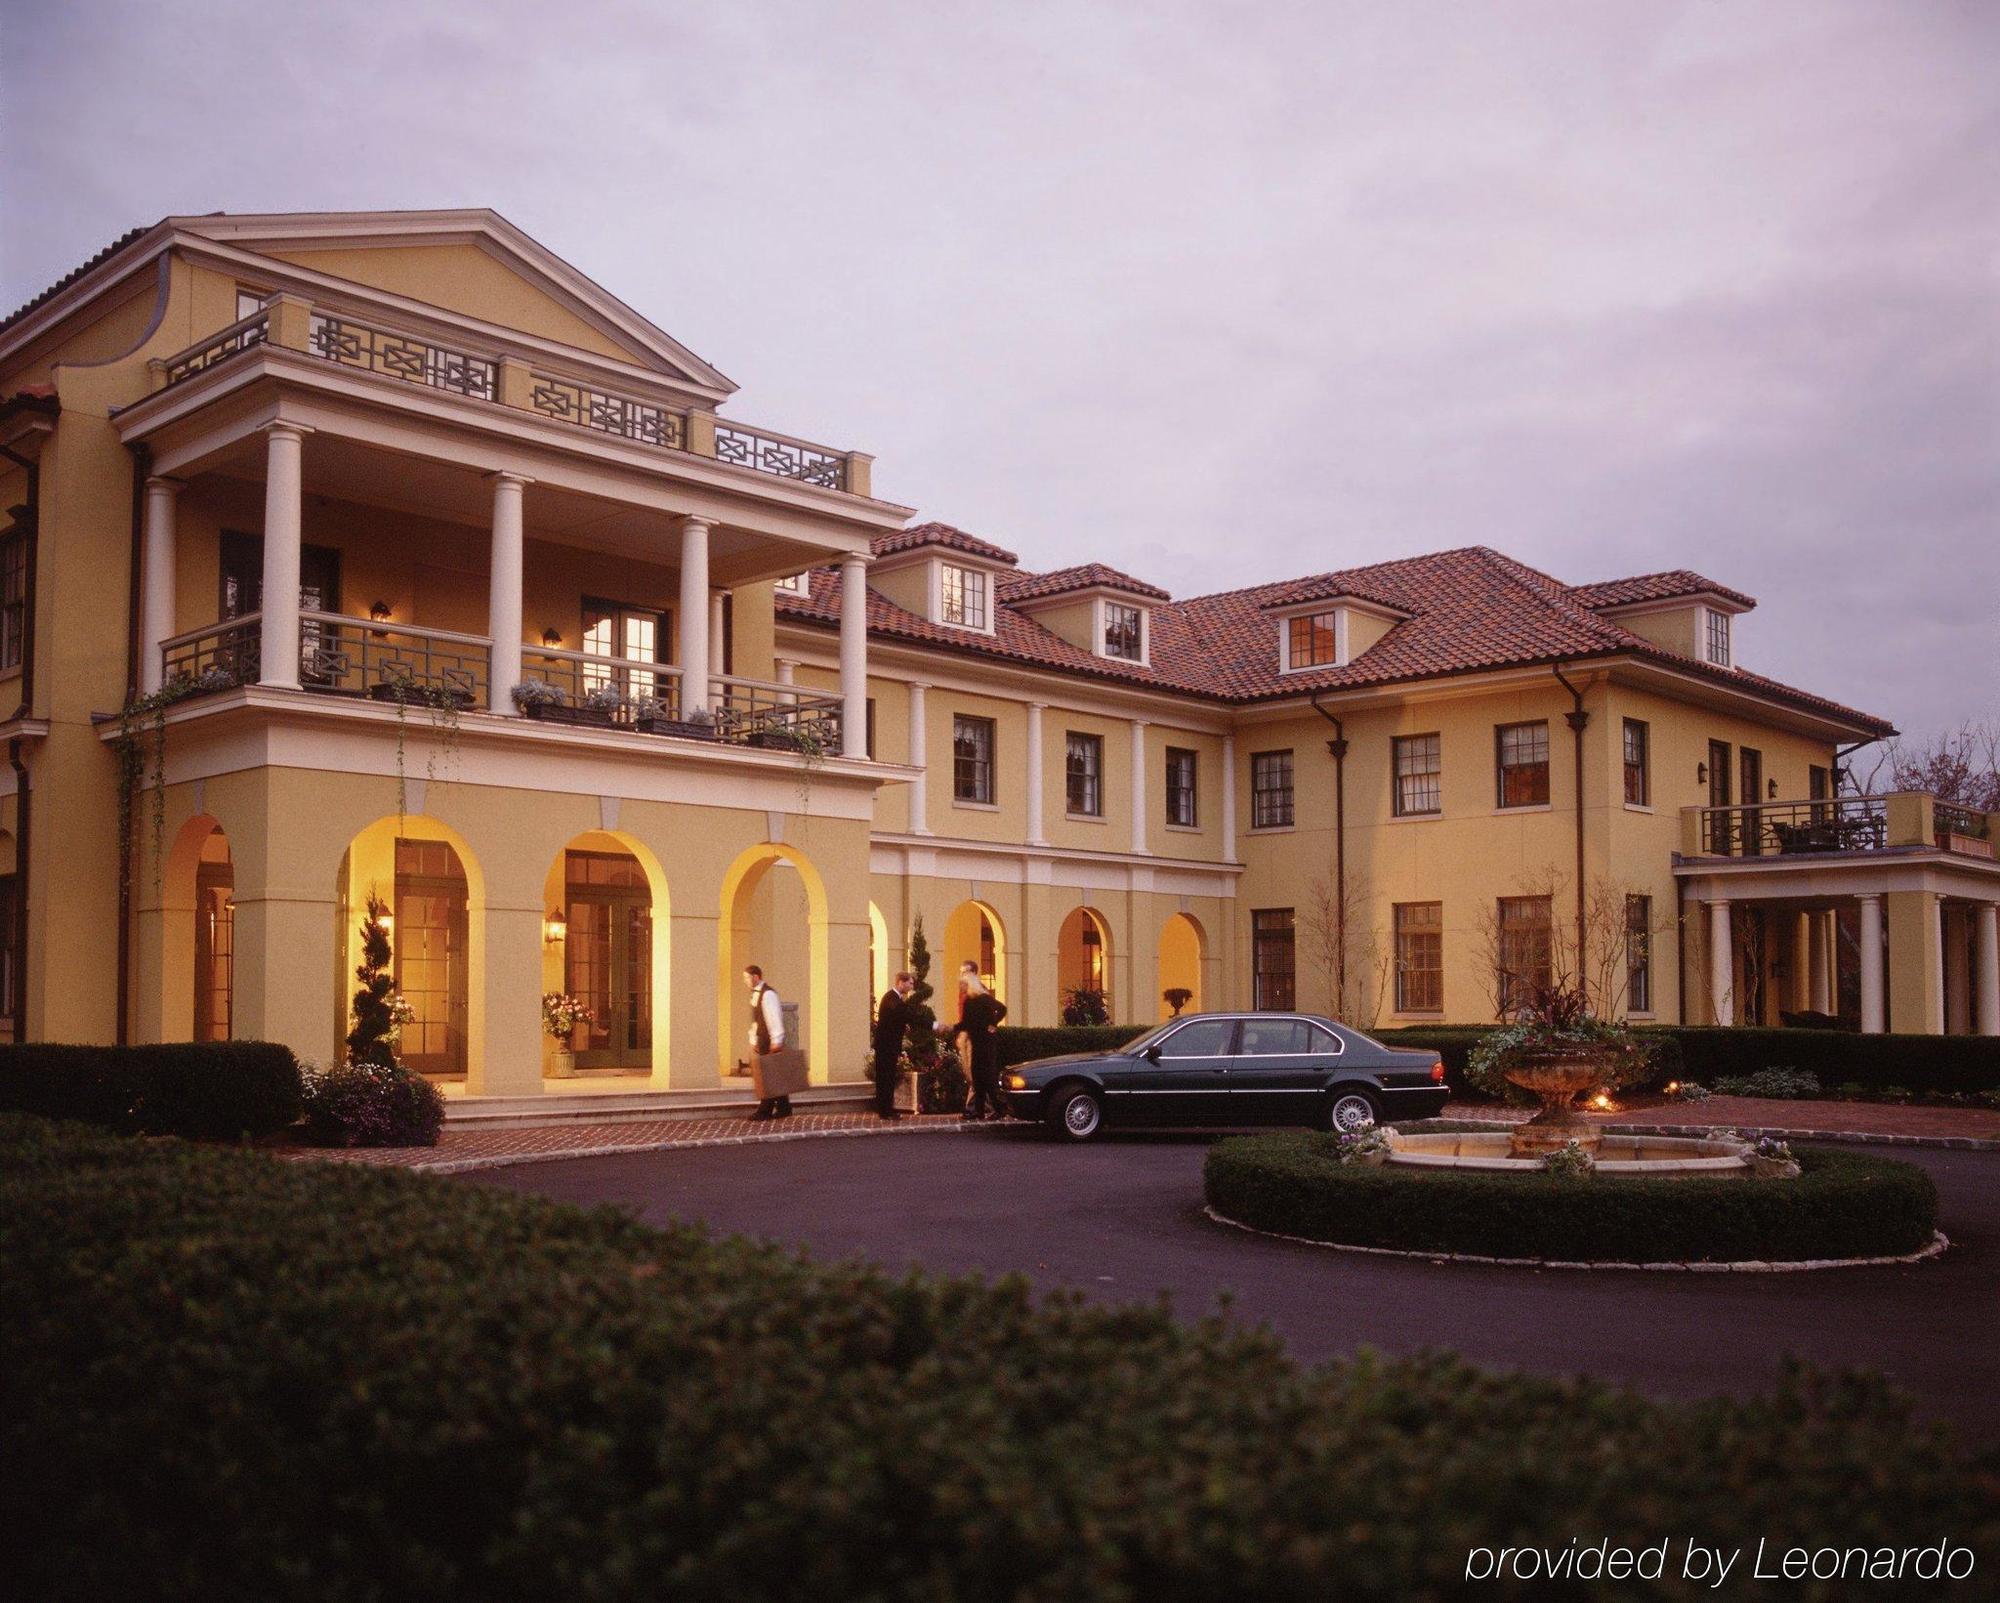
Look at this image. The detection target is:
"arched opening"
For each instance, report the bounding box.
[156,814,232,1044]
[193,828,236,1040]
[1057,906,1113,1003]
[942,899,1005,1009]
[718,843,830,1084]
[542,831,670,1075]
[867,901,891,1002]
[334,817,485,1079]
[1158,912,1205,1019]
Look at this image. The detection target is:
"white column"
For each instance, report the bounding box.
[1808,910,1832,1016]
[486,472,527,714]
[678,517,710,717]
[774,658,797,686]
[139,476,181,694]
[1129,717,1150,854]
[838,554,868,759]
[907,682,932,836]
[1858,893,1886,1034]
[709,592,726,675]
[1976,903,1999,1037]
[258,422,308,690]
[1708,898,1734,1026]
[1221,735,1238,860]
[1025,701,1048,846]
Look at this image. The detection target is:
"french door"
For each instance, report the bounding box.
[220,531,343,684]
[564,850,653,1069]
[193,860,234,1041]
[393,838,469,1076]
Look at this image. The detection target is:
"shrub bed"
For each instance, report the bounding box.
[1660,1027,2000,1096]
[0,1040,302,1140]
[996,1023,1147,1067]
[1205,1130,1939,1263]
[1,1114,1989,1601]
[299,1059,446,1147]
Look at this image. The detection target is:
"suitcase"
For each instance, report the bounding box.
[751,1047,810,1100]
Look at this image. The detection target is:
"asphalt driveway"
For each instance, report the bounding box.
[471,1128,1999,1437]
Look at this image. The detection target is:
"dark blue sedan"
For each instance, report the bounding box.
[1000,1012,1448,1142]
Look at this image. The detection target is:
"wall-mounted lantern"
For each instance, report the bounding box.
[544,908,568,945]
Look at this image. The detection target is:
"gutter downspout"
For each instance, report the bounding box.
[1309,694,1348,1013]
[1552,664,1589,992]
[1,436,41,1045]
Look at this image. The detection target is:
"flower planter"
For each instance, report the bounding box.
[369,681,474,711]
[634,716,719,740]
[549,1043,577,1078]
[521,702,615,728]
[1750,1154,1801,1180]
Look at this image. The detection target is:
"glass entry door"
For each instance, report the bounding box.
[394,838,469,1076]
[565,850,652,1069]
[193,860,234,1041]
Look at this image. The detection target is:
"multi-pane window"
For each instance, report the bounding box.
[773,572,811,595]
[940,564,987,629]
[581,600,667,702]
[1251,750,1294,829]
[234,287,270,321]
[1065,731,1103,816]
[1165,746,1198,827]
[0,527,24,672]
[1625,895,1653,1014]
[1394,902,1444,1013]
[1495,721,1550,808]
[1103,602,1143,661]
[1392,733,1442,817]
[1705,609,1731,666]
[1286,611,1339,669]
[953,715,995,803]
[1496,895,1553,1016]
[1252,908,1296,1011]
[1622,718,1650,806]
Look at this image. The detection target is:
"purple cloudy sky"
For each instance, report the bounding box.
[6,1,1994,742]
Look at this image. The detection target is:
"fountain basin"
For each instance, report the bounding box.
[1386,1128,1755,1176]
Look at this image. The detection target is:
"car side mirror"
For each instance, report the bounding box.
[1141,1045,1162,1063]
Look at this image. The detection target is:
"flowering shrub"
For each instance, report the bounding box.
[542,993,597,1041]
[1712,1067,1822,1100]
[1333,1123,1392,1164]
[1752,1136,1794,1162]
[1669,1080,1711,1101]
[1540,1139,1595,1178]
[1465,984,1655,1104]
[299,1059,445,1148]
[582,683,626,715]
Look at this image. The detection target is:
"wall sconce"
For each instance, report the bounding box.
[1696,761,1708,786]
[377,909,394,935]
[541,627,563,648]
[1768,777,1779,799]
[544,908,567,945]
[369,600,393,623]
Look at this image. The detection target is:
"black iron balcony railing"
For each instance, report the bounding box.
[301,611,491,706]
[709,672,844,748]
[528,373,685,449]
[713,422,845,489]
[1696,797,1886,857]
[161,310,269,386]
[159,614,263,688]
[308,313,499,400]
[1934,802,1992,842]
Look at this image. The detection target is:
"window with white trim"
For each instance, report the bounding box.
[773,572,811,596]
[1705,609,1732,667]
[1103,602,1143,661]
[1164,746,1198,827]
[1392,733,1442,817]
[1286,610,1340,669]
[940,564,987,629]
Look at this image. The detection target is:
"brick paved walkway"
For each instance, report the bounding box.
[281,1094,1999,1174]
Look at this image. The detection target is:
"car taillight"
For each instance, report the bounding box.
[1429,1060,1446,1083]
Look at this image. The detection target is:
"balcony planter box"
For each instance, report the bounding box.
[520,702,615,729]
[1938,832,1994,859]
[368,681,475,711]
[633,715,719,740]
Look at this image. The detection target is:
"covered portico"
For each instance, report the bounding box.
[1678,795,2000,1035]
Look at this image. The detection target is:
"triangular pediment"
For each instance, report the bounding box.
[173,209,734,397]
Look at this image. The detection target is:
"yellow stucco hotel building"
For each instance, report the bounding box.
[2,211,1994,1109]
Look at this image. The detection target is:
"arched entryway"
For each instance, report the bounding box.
[718,843,830,1084]
[868,901,892,1002]
[942,899,1005,1007]
[334,818,484,1079]
[543,832,670,1074]
[1158,912,1205,1019]
[156,815,234,1043]
[1057,906,1113,1003]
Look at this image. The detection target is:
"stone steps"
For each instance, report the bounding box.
[445,1082,876,1129]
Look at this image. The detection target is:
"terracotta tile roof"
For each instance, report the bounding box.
[1570,569,1756,611]
[870,521,1018,566]
[999,562,1170,604]
[779,538,1891,734]
[0,224,155,337]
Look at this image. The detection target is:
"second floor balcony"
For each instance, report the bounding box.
[1681,794,1997,862]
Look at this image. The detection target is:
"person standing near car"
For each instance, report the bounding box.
[745,965,792,1120]
[952,964,1007,1121]
[872,971,914,1120]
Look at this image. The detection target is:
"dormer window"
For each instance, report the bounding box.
[774,572,811,596]
[940,563,988,629]
[1287,610,1341,670]
[1704,609,1732,667]
[1103,602,1143,661]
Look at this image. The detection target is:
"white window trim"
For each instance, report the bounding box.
[1698,603,1734,670]
[1093,596,1149,665]
[773,572,811,596]
[932,558,997,635]
[1278,606,1349,673]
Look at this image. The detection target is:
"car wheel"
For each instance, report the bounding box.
[1048,1084,1105,1142]
[1324,1087,1382,1133]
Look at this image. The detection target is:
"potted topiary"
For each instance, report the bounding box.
[1163,986,1194,1017]
[1466,983,1655,1158]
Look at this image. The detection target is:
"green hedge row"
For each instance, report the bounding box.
[1204,1131,1939,1263]
[2,1114,1989,1601]
[996,1023,1148,1067]
[0,1041,301,1140]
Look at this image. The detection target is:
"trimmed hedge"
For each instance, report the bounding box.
[0,1041,301,1140]
[2,1114,1991,1601]
[996,1023,1148,1067]
[1205,1130,1939,1263]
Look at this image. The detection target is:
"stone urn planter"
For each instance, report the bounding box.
[1750,1153,1801,1179]
[549,1041,578,1078]
[1504,1049,1614,1158]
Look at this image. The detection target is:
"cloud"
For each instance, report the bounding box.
[4,0,1993,736]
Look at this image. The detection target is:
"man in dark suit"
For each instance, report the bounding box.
[872,971,915,1120]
